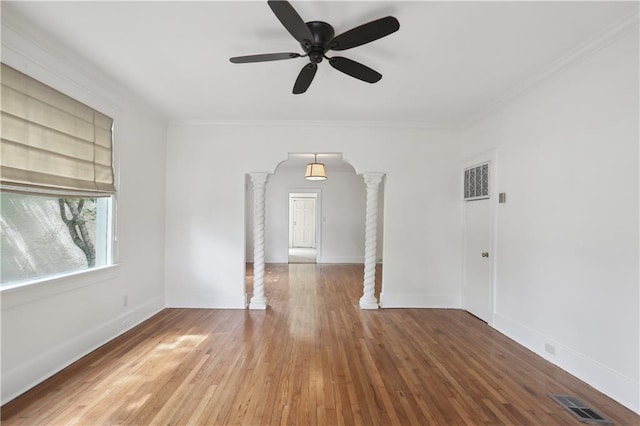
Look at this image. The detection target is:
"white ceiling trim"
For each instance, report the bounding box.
[167,119,456,130]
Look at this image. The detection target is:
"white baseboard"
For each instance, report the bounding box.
[494,312,640,414]
[379,292,460,308]
[1,296,164,406]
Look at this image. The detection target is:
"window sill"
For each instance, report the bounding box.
[1,264,120,310]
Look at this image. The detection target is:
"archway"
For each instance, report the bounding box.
[244,153,385,310]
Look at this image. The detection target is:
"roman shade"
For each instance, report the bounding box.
[1,63,115,194]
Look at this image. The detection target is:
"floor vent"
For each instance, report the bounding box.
[550,394,612,424]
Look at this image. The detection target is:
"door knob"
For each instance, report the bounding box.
[481,252,489,258]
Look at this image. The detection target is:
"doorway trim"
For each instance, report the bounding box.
[287,189,322,262]
[462,149,498,326]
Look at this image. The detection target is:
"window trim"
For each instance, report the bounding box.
[0,263,120,309]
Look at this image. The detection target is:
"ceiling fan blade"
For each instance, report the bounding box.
[329,57,382,83]
[267,0,313,46]
[230,52,301,63]
[293,63,317,94]
[330,16,400,51]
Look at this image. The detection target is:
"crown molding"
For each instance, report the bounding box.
[462,8,639,129]
[167,119,456,130]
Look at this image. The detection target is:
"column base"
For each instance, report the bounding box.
[359,297,379,310]
[249,297,268,310]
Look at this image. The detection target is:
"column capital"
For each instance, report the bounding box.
[362,172,384,187]
[250,172,269,187]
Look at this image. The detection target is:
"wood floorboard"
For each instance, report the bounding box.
[2,263,638,425]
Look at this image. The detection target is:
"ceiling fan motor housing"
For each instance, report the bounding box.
[304,21,335,63]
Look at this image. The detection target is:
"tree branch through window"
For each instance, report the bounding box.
[58,199,95,267]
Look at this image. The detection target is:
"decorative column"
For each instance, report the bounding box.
[360,172,384,309]
[249,173,269,310]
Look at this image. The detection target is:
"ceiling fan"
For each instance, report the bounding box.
[229,0,400,94]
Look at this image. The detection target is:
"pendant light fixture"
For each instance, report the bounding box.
[304,154,327,180]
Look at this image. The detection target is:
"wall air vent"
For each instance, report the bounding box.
[464,163,489,200]
[549,394,612,424]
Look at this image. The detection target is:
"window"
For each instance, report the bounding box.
[1,192,112,286]
[1,63,116,287]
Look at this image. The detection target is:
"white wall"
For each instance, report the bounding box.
[245,167,384,264]
[460,27,639,412]
[165,123,462,309]
[0,13,168,404]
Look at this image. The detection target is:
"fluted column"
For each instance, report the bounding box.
[249,172,269,310]
[360,172,383,309]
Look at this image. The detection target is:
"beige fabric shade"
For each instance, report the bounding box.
[305,162,327,180]
[1,63,115,194]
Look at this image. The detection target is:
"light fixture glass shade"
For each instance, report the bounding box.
[305,162,327,180]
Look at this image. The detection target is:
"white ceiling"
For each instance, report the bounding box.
[3,1,638,127]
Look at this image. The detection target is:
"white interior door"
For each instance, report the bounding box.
[292,198,315,248]
[463,198,492,323]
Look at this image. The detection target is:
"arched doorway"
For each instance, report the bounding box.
[244,153,385,309]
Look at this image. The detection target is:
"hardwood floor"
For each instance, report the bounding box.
[2,264,638,425]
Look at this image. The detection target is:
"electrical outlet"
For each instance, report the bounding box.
[545,343,556,355]
[123,295,128,307]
